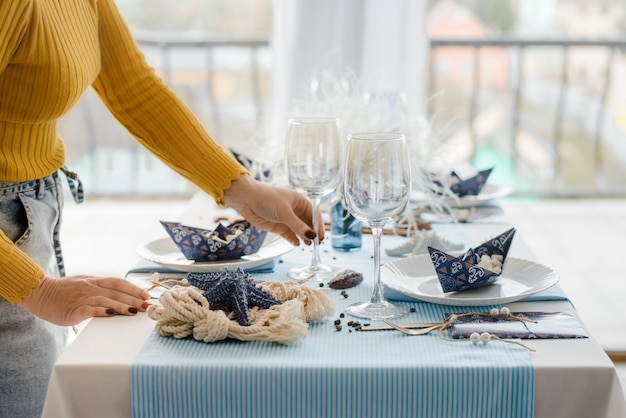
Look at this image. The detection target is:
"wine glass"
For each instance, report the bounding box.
[343,132,411,319]
[285,117,343,281]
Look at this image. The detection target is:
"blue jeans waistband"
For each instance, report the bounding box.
[0,166,83,204]
[0,173,58,198]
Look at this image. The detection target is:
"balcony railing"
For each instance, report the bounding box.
[58,32,270,197]
[428,38,626,198]
[134,31,269,140]
[59,34,626,198]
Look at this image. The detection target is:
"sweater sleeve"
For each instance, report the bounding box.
[0,1,46,304]
[91,0,247,204]
[0,232,45,304]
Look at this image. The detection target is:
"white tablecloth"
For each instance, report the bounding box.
[43,302,626,418]
[42,196,626,418]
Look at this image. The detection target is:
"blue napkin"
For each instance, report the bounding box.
[125,259,275,276]
[450,167,493,196]
[448,311,587,339]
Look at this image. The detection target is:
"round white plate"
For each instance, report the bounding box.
[381,254,559,306]
[412,184,511,208]
[136,233,294,273]
[445,184,511,208]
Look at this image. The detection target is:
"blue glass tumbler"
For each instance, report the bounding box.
[331,201,362,251]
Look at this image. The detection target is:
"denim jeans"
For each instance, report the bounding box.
[0,172,70,418]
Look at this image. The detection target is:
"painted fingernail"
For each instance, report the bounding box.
[128,307,138,314]
[142,301,152,310]
[305,230,316,240]
[106,308,115,315]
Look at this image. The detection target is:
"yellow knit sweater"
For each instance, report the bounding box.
[0,0,247,303]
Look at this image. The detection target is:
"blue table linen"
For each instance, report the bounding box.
[131,224,536,418]
[126,258,276,274]
[132,294,534,418]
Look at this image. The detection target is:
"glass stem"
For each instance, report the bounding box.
[370,224,385,305]
[309,196,322,269]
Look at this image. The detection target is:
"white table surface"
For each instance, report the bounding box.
[42,194,626,418]
[42,301,626,418]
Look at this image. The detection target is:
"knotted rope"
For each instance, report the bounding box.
[148,280,335,345]
[258,280,336,322]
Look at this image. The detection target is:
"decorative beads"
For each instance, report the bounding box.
[490,307,511,318]
[470,332,493,345]
[375,307,537,352]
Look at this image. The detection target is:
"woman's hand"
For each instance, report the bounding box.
[222,174,323,246]
[19,275,151,326]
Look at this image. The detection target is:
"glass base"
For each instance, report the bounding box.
[332,238,362,252]
[345,300,409,320]
[288,263,336,282]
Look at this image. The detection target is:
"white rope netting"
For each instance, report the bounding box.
[147,281,335,345]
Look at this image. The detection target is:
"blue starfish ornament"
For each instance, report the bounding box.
[185,268,282,326]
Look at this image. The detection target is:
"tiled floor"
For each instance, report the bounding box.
[59,195,626,395]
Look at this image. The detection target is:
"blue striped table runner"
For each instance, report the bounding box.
[132,224,535,418]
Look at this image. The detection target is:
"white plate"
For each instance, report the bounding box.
[412,184,511,208]
[381,254,559,306]
[136,233,294,273]
[446,184,511,208]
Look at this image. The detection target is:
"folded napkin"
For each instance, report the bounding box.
[433,167,493,197]
[125,259,276,276]
[160,220,267,261]
[448,311,588,339]
[383,282,570,304]
[419,204,510,224]
[450,167,493,197]
[428,227,516,293]
[125,259,275,299]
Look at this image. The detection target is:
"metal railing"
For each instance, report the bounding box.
[428,38,626,198]
[61,34,626,197]
[134,31,269,140]
[59,33,270,197]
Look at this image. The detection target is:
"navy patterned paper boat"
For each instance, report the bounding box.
[427,227,516,293]
[160,220,267,262]
[449,167,493,197]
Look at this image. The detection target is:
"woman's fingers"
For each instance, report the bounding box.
[77,279,151,319]
[20,275,151,326]
[94,277,151,299]
[222,175,323,245]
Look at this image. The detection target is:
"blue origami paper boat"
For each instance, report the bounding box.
[450,167,493,197]
[160,220,268,262]
[427,227,516,293]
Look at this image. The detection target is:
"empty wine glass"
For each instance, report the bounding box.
[285,117,343,281]
[343,132,411,319]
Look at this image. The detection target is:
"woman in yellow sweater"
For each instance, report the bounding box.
[0,1,319,416]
